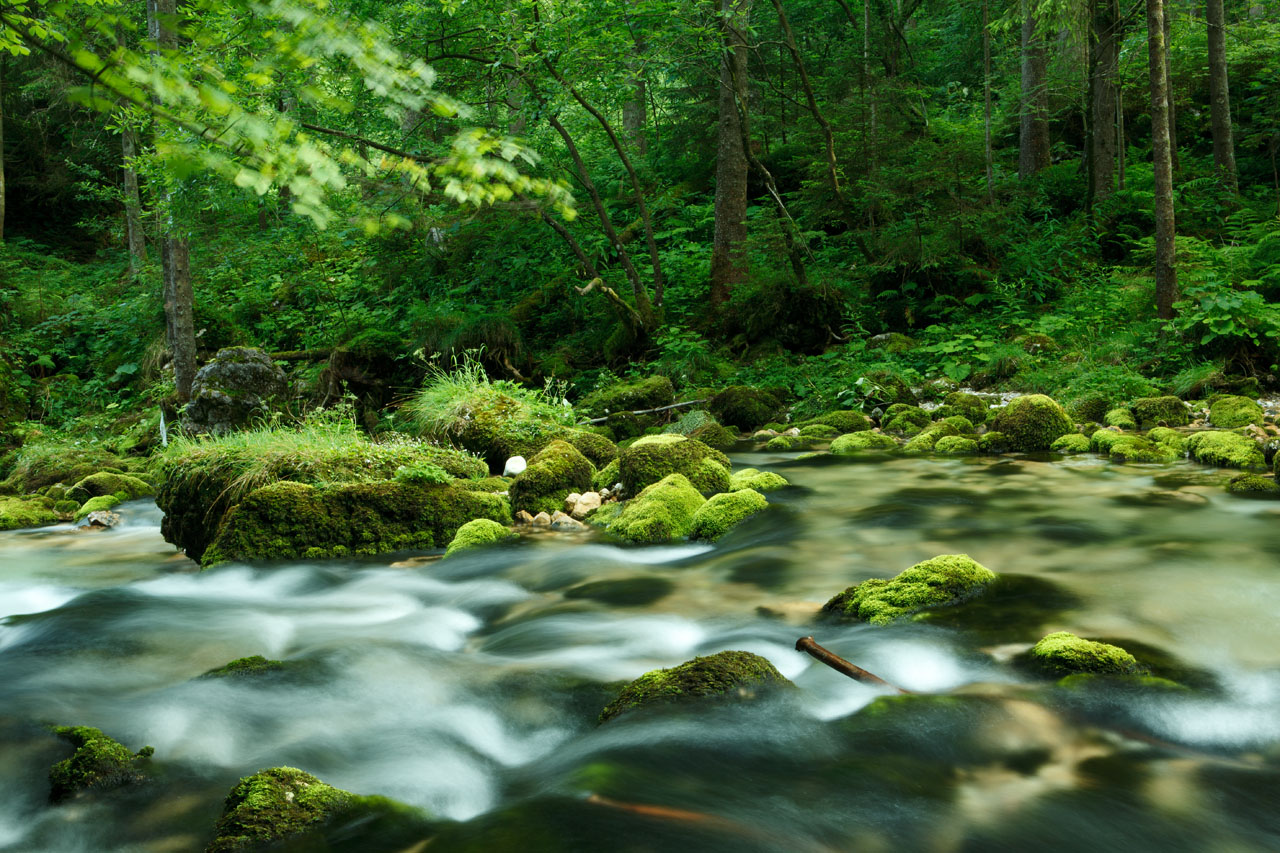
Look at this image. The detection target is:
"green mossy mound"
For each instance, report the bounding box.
[1187,431,1266,470]
[941,415,975,433]
[605,473,705,544]
[617,434,730,495]
[1065,393,1111,424]
[858,371,917,407]
[1226,474,1279,495]
[508,440,595,516]
[976,431,1008,453]
[1024,631,1140,678]
[67,471,155,504]
[201,480,510,567]
[452,476,512,493]
[728,468,788,493]
[1088,428,1126,454]
[1107,436,1177,464]
[1209,395,1264,429]
[708,386,783,431]
[0,439,131,494]
[942,392,990,423]
[74,494,124,521]
[882,405,931,436]
[555,429,618,468]
[797,423,840,438]
[823,554,997,625]
[592,458,621,492]
[803,410,872,433]
[48,725,151,804]
[764,434,803,451]
[687,421,737,451]
[1103,407,1138,430]
[577,376,674,418]
[934,435,978,455]
[830,431,898,454]
[200,655,290,679]
[0,494,58,530]
[598,650,791,723]
[866,331,916,353]
[663,409,717,435]
[1146,427,1188,455]
[1050,433,1091,454]
[690,489,768,541]
[989,395,1073,451]
[445,518,517,557]
[902,432,938,454]
[1131,396,1189,428]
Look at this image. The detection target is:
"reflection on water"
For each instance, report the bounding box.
[0,459,1278,851]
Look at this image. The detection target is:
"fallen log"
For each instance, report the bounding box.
[795,636,910,693]
[577,399,710,426]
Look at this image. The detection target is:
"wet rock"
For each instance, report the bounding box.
[1187,430,1266,470]
[181,347,287,437]
[47,725,152,804]
[199,655,290,679]
[84,510,121,528]
[568,490,601,519]
[989,395,1073,451]
[74,494,124,522]
[598,650,792,723]
[550,510,588,531]
[728,467,788,493]
[445,518,517,556]
[689,489,768,541]
[824,554,997,625]
[1022,631,1139,678]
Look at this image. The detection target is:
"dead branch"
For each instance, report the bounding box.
[577,398,710,425]
[795,636,910,693]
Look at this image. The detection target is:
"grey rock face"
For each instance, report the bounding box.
[181,347,287,436]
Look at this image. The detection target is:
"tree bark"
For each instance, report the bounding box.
[1146,0,1177,320]
[1162,5,1178,172]
[709,0,752,314]
[1206,0,1237,190]
[622,22,648,156]
[983,0,993,202]
[122,125,147,273]
[1087,0,1123,205]
[1018,0,1050,179]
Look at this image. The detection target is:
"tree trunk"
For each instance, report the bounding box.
[1146,0,1177,320]
[1206,0,1237,190]
[1087,0,1122,205]
[1019,0,1051,179]
[1162,5,1178,172]
[0,58,5,243]
[983,0,993,201]
[709,0,752,314]
[122,126,147,274]
[622,24,648,156]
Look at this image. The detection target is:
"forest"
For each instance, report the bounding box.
[1,1,1279,851]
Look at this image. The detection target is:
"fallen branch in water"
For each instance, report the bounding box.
[795,636,911,693]
[577,399,710,425]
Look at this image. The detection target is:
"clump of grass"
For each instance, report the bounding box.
[406,351,574,437]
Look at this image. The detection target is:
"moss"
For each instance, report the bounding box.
[942,392,989,424]
[202,480,511,567]
[1146,427,1188,455]
[577,376,674,418]
[1056,673,1188,692]
[830,431,898,454]
[73,493,124,521]
[604,411,643,440]
[934,436,978,455]
[1108,437,1177,464]
[66,471,155,504]
[1131,395,1189,428]
[690,489,768,541]
[445,518,516,557]
[48,725,150,803]
[1050,433,1090,453]
[882,405,931,435]
[902,432,938,454]
[0,440,128,494]
[617,434,729,495]
[708,386,783,431]
[1065,393,1111,424]
[556,429,618,468]
[941,415,974,433]
[206,767,354,853]
[592,458,621,492]
[989,395,1073,451]
[765,434,802,451]
[1102,407,1138,430]
[1025,631,1139,678]
[605,473,705,544]
[508,440,595,516]
[663,409,717,435]
[587,501,624,528]
[53,498,79,515]
[452,476,513,493]
[1088,428,1126,454]
[0,495,58,530]
[1226,473,1279,495]
[858,370,917,407]
[687,421,737,451]
[798,423,840,438]
[1187,431,1266,470]
[823,554,997,625]
[1015,332,1056,353]
[804,410,872,433]
[1209,395,1264,429]
[200,655,290,679]
[866,331,916,353]
[598,650,791,723]
[392,461,453,486]
[976,431,1008,453]
[728,468,789,493]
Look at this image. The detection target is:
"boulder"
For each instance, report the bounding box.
[823,554,996,625]
[84,510,122,528]
[1208,395,1264,429]
[1102,407,1138,430]
[728,468,788,493]
[444,518,516,557]
[1024,632,1139,678]
[989,395,1073,451]
[598,651,791,723]
[48,726,152,804]
[605,473,705,544]
[617,434,730,495]
[0,495,58,531]
[1131,395,1189,428]
[508,440,595,516]
[1187,431,1266,469]
[568,490,602,519]
[182,347,288,436]
[577,376,674,418]
[66,471,154,504]
[830,431,898,454]
[690,489,768,541]
[934,436,978,455]
[708,386,784,432]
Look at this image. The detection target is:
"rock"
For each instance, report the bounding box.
[84,510,121,528]
[1208,395,1264,429]
[598,650,792,723]
[830,431,898,454]
[445,518,517,556]
[1131,395,1189,428]
[751,429,779,439]
[531,511,552,527]
[181,347,287,436]
[783,427,800,437]
[514,510,535,524]
[605,473,705,544]
[690,489,768,541]
[1103,407,1138,430]
[0,495,58,531]
[882,404,932,436]
[570,491,601,519]
[503,456,527,477]
[728,468,789,493]
[866,332,915,353]
[708,386,784,431]
[823,554,997,625]
[508,440,595,516]
[804,410,873,433]
[1050,433,1091,454]
[66,471,155,504]
[1187,431,1266,470]
[48,725,152,804]
[74,494,124,522]
[989,395,1073,451]
[1226,473,1279,495]
[550,511,587,531]
[1024,631,1139,678]
[856,370,917,407]
[934,435,978,455]
[199,655,290,679]
[617,434,731,495]
[591,458,621,493]
[577,376,674,418]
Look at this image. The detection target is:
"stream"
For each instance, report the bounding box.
[1,451,1278,851]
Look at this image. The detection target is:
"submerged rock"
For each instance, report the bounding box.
[182,347,288,437]
[199,655,290,679]
[989,395,1073,451]
[605,473,705,544]
[823,554,997,625]
[1024,631,1139,678]
[598,650,791,723]
[48,725,151,804]
[1226,473,1279,496]
[689,489,768,541]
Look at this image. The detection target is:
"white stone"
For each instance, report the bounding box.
[570,491,601,519]
[531,511,552,527]
[503,455,527,477]
[551,511,587,531]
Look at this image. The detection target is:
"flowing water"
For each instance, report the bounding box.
[2,452,1279,851]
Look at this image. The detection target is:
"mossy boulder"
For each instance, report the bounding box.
[902,432,938,454]
[617,434,730,495]
[1088,428,1126,454]
[882,405,931,436]
[207,767,379,853]
[0,494,58,531]
[74,494,124,521]
[1227,474,1279,495]
[1107,437,1177,464]
[830,431,898,454]
[577,376,674,418]
[0,440,129,494]
[989,395,1073,451]
[1131,395,1189,428]
[803,410,872,433]
[48,726,151,804]
[690,489,768,541]
[866,332,916,353]
[857,371,917,407]
[592,458,621,492]
[598,651,791,723]
[182,347,288,437]
[1065,393,1111,424]
[1208,395,1264,429]
[1147,427,1188,455]
[663,409,717,436]
[556,429,618,468]
[1050,433,1090,454]
[201,480,511,566]
[605,473,705,544]
[823,554,997,625]
[728,468,789,492]
[445,518,517,557]
[509,440,595,516]
[1187,431,1266,470]
[976,431,1009,453]
[764,435,807,451]
[941,415,975,434]
[1102,407,1138,430]
[708,386,783,431]
[687,421,737,451]
[200,655,291,679]
[797,423,840,439]
[934,436,978,455]
[942,392,989,423]
[67,471,155,504]
[1024,631,1139,678]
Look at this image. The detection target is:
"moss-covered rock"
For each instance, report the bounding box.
[797,423,840,438]
[577,376,674,418]
[1102,407,1138,430]
[200,655,290,679]
[989,395,1073,451]
[1050,433,1090,454]
[689,489,768,541]
[866,332,916,353]
[902,432,939,454]
[1226,474,1279,495]
[1065,393,1111,424]
[942,392,989,424]
[941,415,975,434]
[592,458,621,492]
[74,493,124,521]
[67,471,155,504]
[823,554,997,625]
[687,421,737,451]
[605,473,705,544]
[53,499,79,515]
[1209,395,1264,429]
[934,436,978,455]
[830,431,898,454]
[1187,431,1266,470]
[201,480,511,566]
[508,440,595,516]
[728,468,789,493]
[598,651,791,723]
[1107,437,1177,464]
[976,431,1009,453]
[1088,428,1126,454]
[708,386,783,431]
[1024,632,1139,678]
[0,494,58,530]
[0,439,130,494]
[445,518,517,557]
[1131,395,1189,428]
[617,434,730,495]
[48,725,151,803]
[857,371,917,407]
[764,434,804,451]
[882,405,931,435]
[452,476,513,493]
[1146,427,1188,455]
[802,410,872,433]
[556,429,618,468]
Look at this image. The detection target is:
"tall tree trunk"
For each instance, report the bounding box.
[0,57,5,242]
[1019,0,1051,179]
[983,0,994,202]
[1206,0,1237,190]
[1146,0,1177,320]
[122,125,147,274]
[709,0,752,314]
[148,0,198,402]
[1087,0,1122,206]
[622,23,648,156]
[1162,5,1178,172]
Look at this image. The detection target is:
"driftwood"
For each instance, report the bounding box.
[795,636,910,693]
[578,398,710,426]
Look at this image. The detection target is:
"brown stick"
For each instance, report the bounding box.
[577,399,710,425]
[795,636,910,693]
